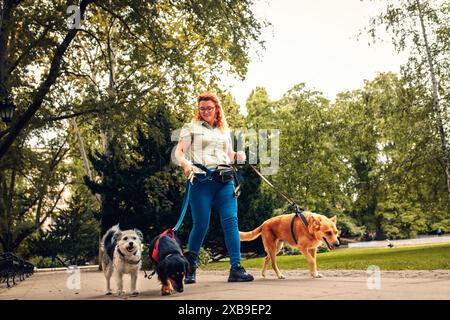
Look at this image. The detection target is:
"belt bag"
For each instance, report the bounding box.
[212,165,235,184]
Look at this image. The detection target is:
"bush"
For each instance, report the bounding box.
[335,213,365,238]
[197,247,212,267]
[280,243,301,256]
[28,256,60,268]
[141,243,153,271]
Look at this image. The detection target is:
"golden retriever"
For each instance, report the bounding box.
[239,211,340,279]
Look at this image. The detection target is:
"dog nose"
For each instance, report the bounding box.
[333,242,340,247]
[128,242,134,246]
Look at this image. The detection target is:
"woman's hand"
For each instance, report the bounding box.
[183,162,194,177]
[235,151,246,162]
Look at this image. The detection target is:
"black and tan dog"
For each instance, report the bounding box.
[148,229,190,295]
[240,211,340,279]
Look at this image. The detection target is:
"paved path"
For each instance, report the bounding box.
[1,269,449,300]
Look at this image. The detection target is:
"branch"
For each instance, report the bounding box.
[19,137,69,222]
[7,23,53,75]
[64,69,102,93]
[94,2,158,56]
[0,0,98,161]
[43,107,108,122]
[0,127,11,139]
[39,182,70,228]
[76,28,109,67]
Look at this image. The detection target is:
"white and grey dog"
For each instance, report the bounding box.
[101,224,143,296]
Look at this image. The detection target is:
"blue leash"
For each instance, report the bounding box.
[172,165,214,232]
[172,179,192,232]
[172,164,243,232]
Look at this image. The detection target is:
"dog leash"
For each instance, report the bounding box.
[249,164,309,229]
[172,178,192,232]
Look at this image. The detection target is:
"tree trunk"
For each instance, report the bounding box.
[96,18,117,270]
[416,0,450,203]
[71,118,104,270]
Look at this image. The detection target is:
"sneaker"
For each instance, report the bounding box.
[228,265,254,282]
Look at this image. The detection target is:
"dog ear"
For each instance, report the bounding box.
[307,215,321,231]
[134,229,144,241]
[329,215,337,224]
[314,216,322,230]
[113,231,122,242]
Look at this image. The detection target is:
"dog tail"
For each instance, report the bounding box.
[239,224,264,241]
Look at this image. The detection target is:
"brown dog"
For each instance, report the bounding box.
[240,211,340,279]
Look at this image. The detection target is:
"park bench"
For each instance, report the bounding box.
[0,252,35,288]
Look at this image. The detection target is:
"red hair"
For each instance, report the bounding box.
[193,92,228,132]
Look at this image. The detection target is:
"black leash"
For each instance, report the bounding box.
[249,164,308,243]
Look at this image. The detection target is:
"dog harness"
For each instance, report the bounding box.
[290,208,309,244]
[290,210,334,249]
[151,228,183,263]
[248,165,310,244]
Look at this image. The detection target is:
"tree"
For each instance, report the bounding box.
[84,102,185,239]
[0,0,266,160]
[0,0,266,255]
[368,0,450,202]
[0,133,71,253]
[333,73,447,239]
[28,190,99,266]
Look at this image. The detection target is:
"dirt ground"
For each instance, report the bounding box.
[1,269,449,300]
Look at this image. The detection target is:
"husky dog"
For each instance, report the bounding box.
[101,225,143,296]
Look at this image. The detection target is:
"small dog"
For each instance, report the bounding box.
[101,225,143,296]
[148,229,189,295]
[240,211,340,279]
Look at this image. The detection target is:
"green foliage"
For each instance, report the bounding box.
[242,72,447,241]
[197,247,212,267]
[206,243,450,270]
[28,191,100,266]
[140,243,152,271]
[27,256,59,269]
[85,103,185,239]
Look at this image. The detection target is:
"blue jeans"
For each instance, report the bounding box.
[188,177,240,267]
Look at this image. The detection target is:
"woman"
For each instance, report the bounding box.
[175,92,254,283]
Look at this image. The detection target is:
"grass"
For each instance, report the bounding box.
[203,242,450,271]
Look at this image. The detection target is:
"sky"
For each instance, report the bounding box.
[222,0,410,114]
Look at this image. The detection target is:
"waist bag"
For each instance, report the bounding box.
[212,165,235,184]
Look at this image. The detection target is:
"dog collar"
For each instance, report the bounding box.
[117,248,141,265]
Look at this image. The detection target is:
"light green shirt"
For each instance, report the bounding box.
[179,120,232,173]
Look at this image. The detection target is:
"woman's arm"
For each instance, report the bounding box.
[175,139,193,176]
[227,148,237,162]
[226,137,245,163]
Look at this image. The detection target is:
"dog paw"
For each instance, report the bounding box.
[105,291,112,296]
[117,290,126,296]
[311,273,323,278]
[277,274,286,279]
[131,291,139,297]
[161,289,173,296]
